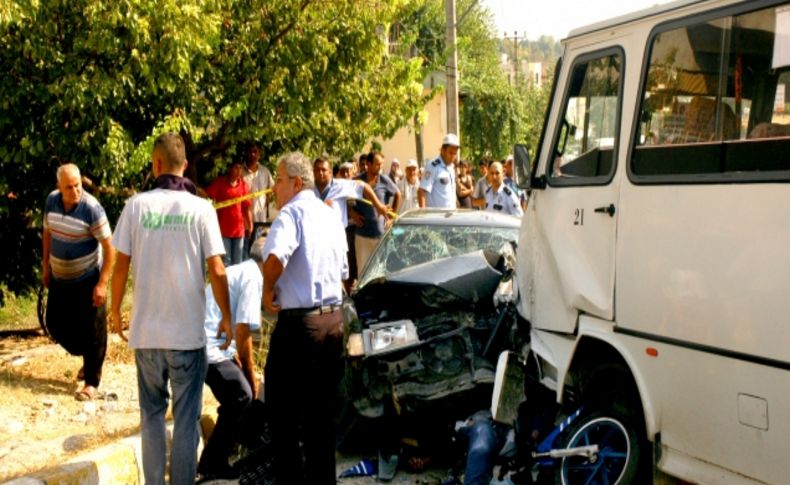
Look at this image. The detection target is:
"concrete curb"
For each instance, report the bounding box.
[3,425,174,485]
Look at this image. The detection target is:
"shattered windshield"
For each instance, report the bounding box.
[358,224,518,288]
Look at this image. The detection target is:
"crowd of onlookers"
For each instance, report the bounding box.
[41,132,523,484]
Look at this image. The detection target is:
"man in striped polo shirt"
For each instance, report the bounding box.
[42,163,115,401]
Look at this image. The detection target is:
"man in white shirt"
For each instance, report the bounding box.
[198,239,265,481]
[475,161,523,217]
[419,133,460,209]
[397,159,420,214]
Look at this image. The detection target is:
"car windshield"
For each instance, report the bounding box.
[358,223,518,288]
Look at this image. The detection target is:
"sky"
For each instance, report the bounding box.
[482,0,673,40]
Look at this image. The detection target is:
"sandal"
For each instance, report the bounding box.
[75,386,98,401]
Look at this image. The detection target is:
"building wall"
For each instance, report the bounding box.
[364,88,448,173]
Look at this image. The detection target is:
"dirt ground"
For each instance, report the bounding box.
[0,331,451,484]
[0,332,172,481]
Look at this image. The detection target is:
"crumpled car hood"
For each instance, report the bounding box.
[354,249,504,317]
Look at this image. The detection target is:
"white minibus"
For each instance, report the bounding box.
[512,0,790,483]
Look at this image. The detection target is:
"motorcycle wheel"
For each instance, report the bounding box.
[554,411,640,485]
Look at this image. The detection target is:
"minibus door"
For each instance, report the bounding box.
[528,48,624,333]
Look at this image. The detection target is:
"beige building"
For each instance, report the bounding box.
[363,73,452,173]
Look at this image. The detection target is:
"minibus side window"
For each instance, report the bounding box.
[549,52,621,186]
[632,3,790,181]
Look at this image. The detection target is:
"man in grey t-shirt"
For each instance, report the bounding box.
[110,132,232,485]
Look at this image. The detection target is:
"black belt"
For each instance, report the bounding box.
[279,304,341,318]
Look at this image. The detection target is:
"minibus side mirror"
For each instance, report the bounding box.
[514,144,530,190]
[515,144,543,190]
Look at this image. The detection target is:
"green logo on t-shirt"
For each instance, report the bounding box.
[142,212,195,230]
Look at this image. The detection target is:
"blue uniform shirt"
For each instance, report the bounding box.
[419,156,456,208]
[262,190,347,310]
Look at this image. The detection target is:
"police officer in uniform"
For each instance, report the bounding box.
[418,133,460,209]
[260,152,348,485]
[479,161,523,217]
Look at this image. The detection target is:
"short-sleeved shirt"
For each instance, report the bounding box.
[484,185,524,217]
[316,178,365,227]
[205,176,251,238]
[44,190,111,282]
[112,188,225,350]
[397,178,420,214]
[243,165,274,223]
[473,177,489,200]
[419,156,456,208]
[262,190,347,310]
[354,173,398,238]
[204,259,263,364]
[504,177,527,205]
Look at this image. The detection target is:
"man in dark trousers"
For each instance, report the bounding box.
[43,163,115,402]
[197,238,266,481]
[260,151,348,485]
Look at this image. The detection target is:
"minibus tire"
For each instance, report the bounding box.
[554,410,640,485]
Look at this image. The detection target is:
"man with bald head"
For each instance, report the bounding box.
[111,132,232,485]
[475,161,523,217]
[43,163,115,402]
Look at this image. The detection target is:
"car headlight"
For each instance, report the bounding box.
[346,333,365,357]
[362,320,419,356]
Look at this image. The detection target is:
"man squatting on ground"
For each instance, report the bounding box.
[261,152,348,485]
[110,132,233,485]
[42,163,116,401]
[197,238,266,480]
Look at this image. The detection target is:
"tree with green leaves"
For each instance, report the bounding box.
[0,0,433,294]
[453,0,524,163]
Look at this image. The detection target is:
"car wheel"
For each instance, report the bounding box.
[554,411,640,485]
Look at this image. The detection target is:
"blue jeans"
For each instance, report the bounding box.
[460,410,506,485]
[135,348,208,485]
[223,237,244,266]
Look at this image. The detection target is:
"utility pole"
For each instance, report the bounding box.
[504,31,526,87]
[445,0,459,136]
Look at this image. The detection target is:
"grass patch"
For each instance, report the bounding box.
[0,286,40,332]
[254,315,276,376]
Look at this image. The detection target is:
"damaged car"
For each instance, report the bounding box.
[342,209,529,421]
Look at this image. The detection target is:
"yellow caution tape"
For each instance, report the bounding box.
[212,189,273,210]
[350,197,399,219]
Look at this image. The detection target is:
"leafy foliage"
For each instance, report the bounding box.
[455,0,556,163]
[0,0,430,293]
